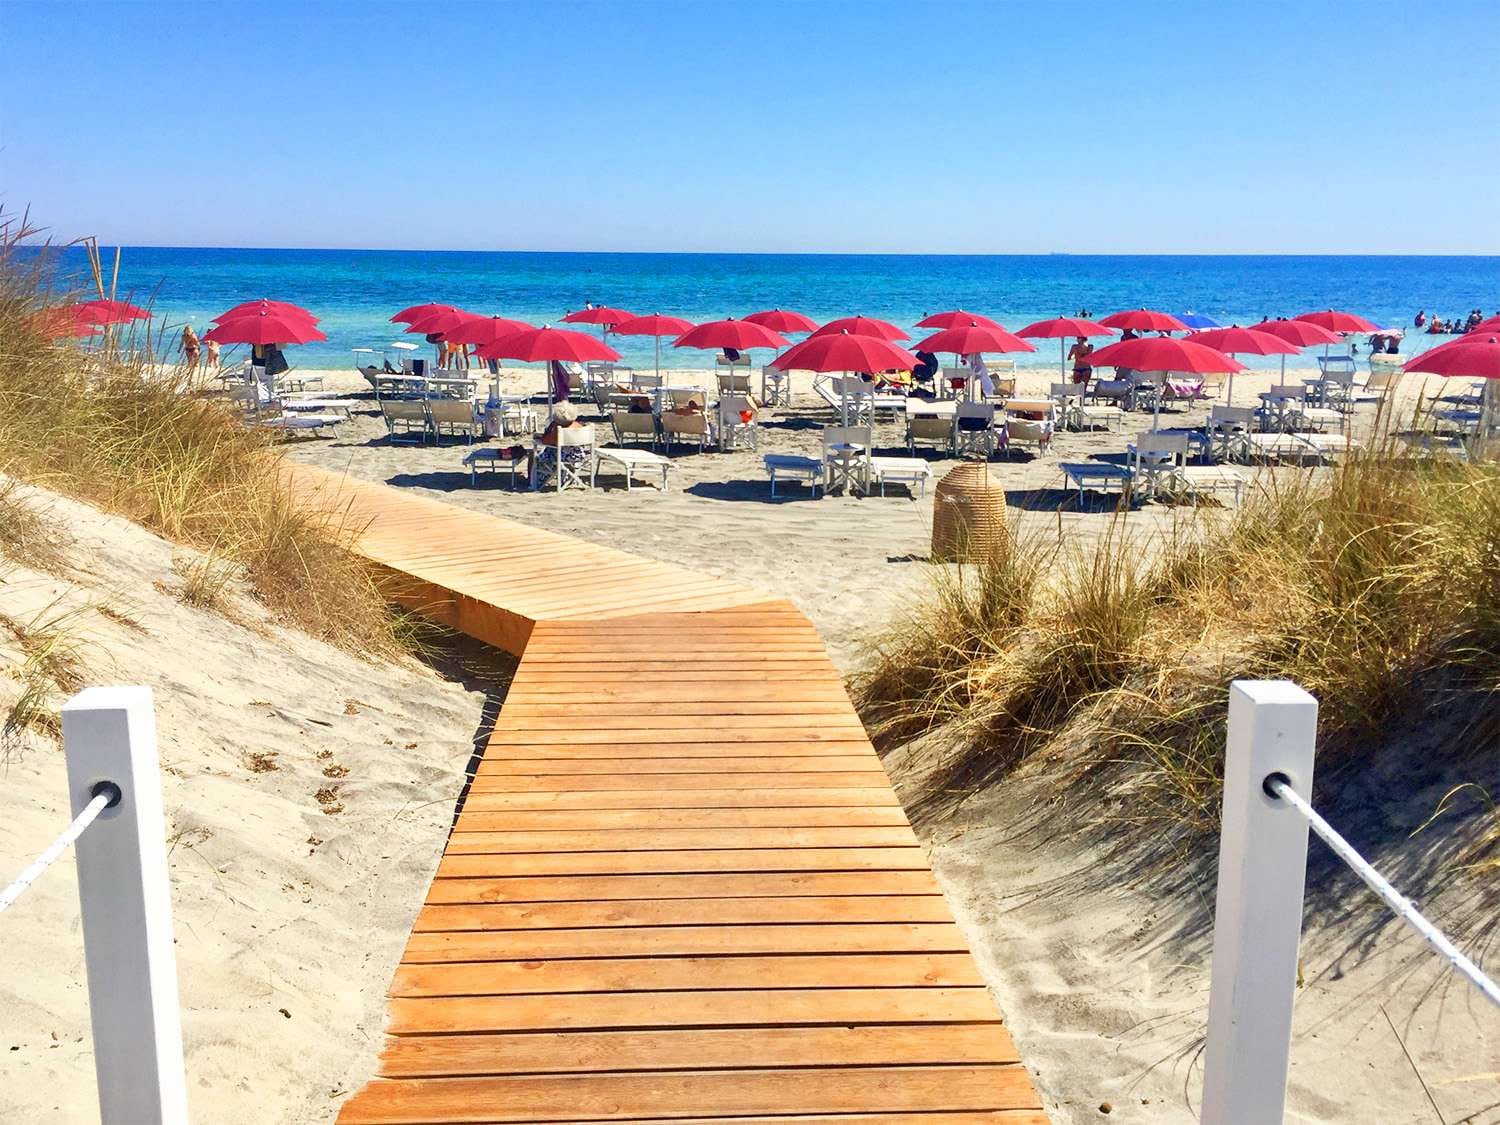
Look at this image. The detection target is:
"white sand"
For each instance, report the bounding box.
[0,485,485,1123]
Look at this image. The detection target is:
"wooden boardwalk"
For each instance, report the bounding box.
[287,464,1047,1124]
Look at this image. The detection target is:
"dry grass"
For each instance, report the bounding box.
[0,213,406,654]
[1,599,93,755]
[0,477,69,575]
[856,450,1500,853]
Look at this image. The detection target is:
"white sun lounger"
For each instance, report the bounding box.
[867,456,933,498]
[1245,432,1361,461]
[592,448,673,491]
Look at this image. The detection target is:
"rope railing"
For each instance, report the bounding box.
[1202,681,1496,1125]
[0,782,120,914]
[1264,772,1500,1009]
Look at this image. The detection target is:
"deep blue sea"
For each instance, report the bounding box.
[38,247,1500,371]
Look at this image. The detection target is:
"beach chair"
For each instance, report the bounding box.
[906,401,955,456]
[716,353,752,382]
[761,363,791,407]
[660,409,712,451]
[379,398,432,443]
[822,424,872,495]
[1003,400,1055,456]
[464,446,525,488]
[1177,464,1248,505]
[939,366,970,400]
[592,447,673,491]
[953,402,998,459]
[1244,431,1361,463]
[717,371,752,396]
[531,425,595,491]
[983,360,1018,402]
[763,454,823,498]
[717,394,760,452]
[1128,431,1190,498]
[1202,405,1256,463]
[1197,373,1226,400]
[867,456,934,498]
[1353,367,1404,411]
[610,408,659,449]
[428,396,483,442]
[1051,382,1122,432]
[1257,384,1308,431]
[632,372,665,394]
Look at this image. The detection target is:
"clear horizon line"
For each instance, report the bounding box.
[26,242,1500,258]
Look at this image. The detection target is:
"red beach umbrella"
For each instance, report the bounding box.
[445,315,534,347]
[1293,309,1379,335]
[744,308,819,334]
[561,305,633,342]
[1404,334,1500,380]
[1088,336,1243,429]
[1191,326,1300,403]
[673,319,788,353]
[1100,308,1190,333]
[812,315,908,342]
[1016,316,1118,379]
[29,307,102,338]
[1472,315,1500,334]
[1249,319,1342,348]
[914,322,1035,356]
[612,313,697,379]
[75,298,151,324]
[476,324,621,406]
[203,310,328,346]
[391,302,453,325]
[404,306,478,336]
[215,299,315,323]
[915,309,1002,331]
[772,330,917,373]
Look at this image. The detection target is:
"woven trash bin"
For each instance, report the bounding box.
[931,461,1009,561]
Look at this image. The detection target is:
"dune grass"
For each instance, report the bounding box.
[856,451,1500,846]
[0,214,407,656]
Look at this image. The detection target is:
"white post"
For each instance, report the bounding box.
[62,686,188,1125]
[1201,680,1318,1125]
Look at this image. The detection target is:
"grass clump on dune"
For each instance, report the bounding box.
[0,213,406,655]
[856,452,1500,844]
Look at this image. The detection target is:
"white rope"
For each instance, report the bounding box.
[1266,775,1500,1009]
[0,790,112,914]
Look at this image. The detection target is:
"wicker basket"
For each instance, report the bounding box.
[931,461,1010,561]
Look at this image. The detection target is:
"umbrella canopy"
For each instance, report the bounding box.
[1190,326,1300,356]
[915,309,1002,331]
[215,299,315,323]
[29,307,102,338]
[1249,318,1342,347]
[1016,316,1117,340]
[474,325,620,364]
[744,308,819,334]
[391,302,451,325]
[445,315,534,347]
[812,315,908,341]
[673,319,788,352]
[1100,308,1190,333]
[772,330,916,373]
[1293,309,1379,335]
[75,298,151,324]
[1404,335,1500,379]
[1178,312,1221,330]
[203,310,328,346]
[404,306,477,336]
[1470,315,1500,334]
[1087,336,1244,375]
[913,322,1036,356]
[561,306,633,327]
[612,313,695,338]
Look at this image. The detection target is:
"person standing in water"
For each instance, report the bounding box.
[181,324,200,369]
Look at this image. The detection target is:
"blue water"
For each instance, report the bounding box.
[37,247,1500,371]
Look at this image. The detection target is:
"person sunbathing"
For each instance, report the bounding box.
[527,401,589,486]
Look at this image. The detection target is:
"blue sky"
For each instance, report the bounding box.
[3,0,1497,253]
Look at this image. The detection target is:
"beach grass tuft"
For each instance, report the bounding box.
[0,213,407,655]
[856,448,1500,851]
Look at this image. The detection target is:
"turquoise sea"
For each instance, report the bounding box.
[40,248,1500,371]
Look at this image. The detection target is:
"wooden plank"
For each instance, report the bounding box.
[414,897,957,932]
[467,772,892,792]
[391,953,984,997]
[399,924,973,963]
[376,1024,1018,1076]
[475,756,879,775]
[443,827,921,852]
[339,1067,1040,1123]
[447,804,911,829]
[478,742,875,760]
[446,788,903,811]
[386,989,1000,1034]
[434,848,927,878]
[374,1115,1049,1125]
[488,712,867,731]
[423,870,941,904]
